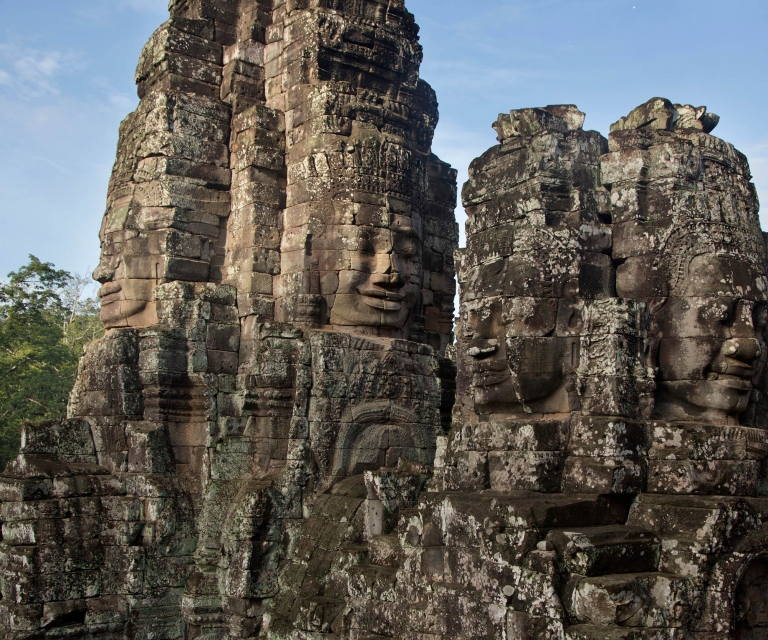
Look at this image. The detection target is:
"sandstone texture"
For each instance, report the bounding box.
[1,2,767,640]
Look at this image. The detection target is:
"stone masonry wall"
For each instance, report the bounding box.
[258,100,768,640]
[2,0,768,638]
[0,1,457,638]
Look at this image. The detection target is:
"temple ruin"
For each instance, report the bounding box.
[1,1,768,639]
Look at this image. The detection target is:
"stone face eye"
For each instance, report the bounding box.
[465,311,478,337]
[358,230,376,255]
[704,300,733,327]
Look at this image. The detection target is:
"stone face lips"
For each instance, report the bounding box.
[2,3,768,638]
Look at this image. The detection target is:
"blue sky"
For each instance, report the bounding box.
[1,0,766,281]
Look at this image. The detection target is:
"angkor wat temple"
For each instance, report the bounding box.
[2,1,768,638]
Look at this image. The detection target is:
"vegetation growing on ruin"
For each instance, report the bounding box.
[0,256,102,467]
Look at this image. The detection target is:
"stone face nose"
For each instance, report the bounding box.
[371,271,404,288]
[731,299,759,339]
[719,337,761,367]
[92,262,114,284]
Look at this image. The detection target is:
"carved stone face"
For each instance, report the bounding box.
[329,217,422,331]
[464,294,569,417]
[93,230,158,329]
[654,254,768,424]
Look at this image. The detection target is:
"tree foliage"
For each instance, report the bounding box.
[0,256,102,467]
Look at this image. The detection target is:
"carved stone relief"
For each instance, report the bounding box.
[4,0,768,636]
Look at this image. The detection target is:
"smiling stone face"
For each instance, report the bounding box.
[93,219,160,330]
[654,254,768,424]
[608,98,768,426]
[462,291,571,417]
[273,105,457,343]
[456,105,611,421]
[91,87,233,330]
[330,217,422,332]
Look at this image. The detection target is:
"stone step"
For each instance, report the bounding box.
[410,493,634,566]
[566,624,690,639]
[655,536,714,578]
[626,494,758,578]
[546,526,660,576]
[333,544,370,572]
[562,572,692,629]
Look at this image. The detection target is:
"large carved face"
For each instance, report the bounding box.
[465,298,568,416]
[459,238,576,418]
[329,213,422,331]
[654,254,768,424]
[457,218,581,418]
[93,228,159,329]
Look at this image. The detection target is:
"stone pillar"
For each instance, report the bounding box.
[263,0,456,342]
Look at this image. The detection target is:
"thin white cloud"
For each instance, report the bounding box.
[747,142,768,155]
[109,92,137,112]
[422,0,566,38]
[425,61,541,92]
[0,44,81,96]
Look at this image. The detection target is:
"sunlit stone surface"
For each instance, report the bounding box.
[2,3,768,639]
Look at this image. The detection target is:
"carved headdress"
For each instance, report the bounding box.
[659,221,767,296]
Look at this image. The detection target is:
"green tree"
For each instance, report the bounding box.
[0,256,102,467]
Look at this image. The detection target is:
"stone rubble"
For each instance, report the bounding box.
[1,2,768,640]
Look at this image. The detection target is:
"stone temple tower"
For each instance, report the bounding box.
[0,1,457,637]
[2,2,768,640]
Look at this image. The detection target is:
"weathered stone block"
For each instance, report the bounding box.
[563,572,691,628]
[568,416,648,458]
[647,459,761,496]
[562,456,646,494]
[547,526,660,577]
[127,422,175,474]
[488,451,565,493]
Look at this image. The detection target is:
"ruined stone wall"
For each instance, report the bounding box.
[258,101,768,640]
[2,0,768,637]
[0,1,457,638]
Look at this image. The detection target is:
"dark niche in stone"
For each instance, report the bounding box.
[736,557,768,638]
